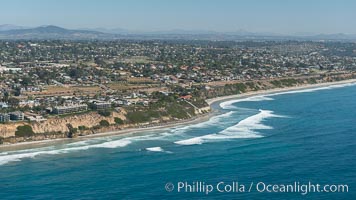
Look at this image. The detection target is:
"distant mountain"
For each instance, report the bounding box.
[80,27,131,34]
[0,25,356,41]
[9,25,71,34]
[0,25,116,40]
[306,33,356,40]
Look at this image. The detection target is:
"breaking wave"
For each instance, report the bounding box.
[175,109,284,146]
[145,147,166,152]
[155,111,237,138]
[180,111,235,129]
[2,82,353,165]
[220,96,274,109]
[0,135,154,166]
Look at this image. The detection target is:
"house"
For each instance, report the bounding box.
[93,101,112,110]
[0,113,10,122]
[0,102,9,108]
[9,111,24,121]
[179,95,192,100]
[53,104,88,115]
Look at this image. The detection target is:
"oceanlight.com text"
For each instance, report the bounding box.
[165,181,349,195]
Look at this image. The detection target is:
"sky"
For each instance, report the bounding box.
[1,0,356,34]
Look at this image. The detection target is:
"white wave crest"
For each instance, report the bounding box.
[220,96,274,109]
[69,139,132,150]
[65,140,92,147]
[184,111,235,129]
[0,150,61,166]
[0,136,142,165]
[175,109,283,145]
[160,111,236,137]
[146,147,164,152]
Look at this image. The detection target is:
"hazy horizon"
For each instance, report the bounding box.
[1,0,356,35]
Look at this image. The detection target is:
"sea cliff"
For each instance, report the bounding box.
[1,73,355,146]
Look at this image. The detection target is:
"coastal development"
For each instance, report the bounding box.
[0,40,355,145]
[2,1,356,199]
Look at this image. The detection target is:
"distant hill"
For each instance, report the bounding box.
[0,25,356,41]
[0,25,116,40]
[79,27,131,34]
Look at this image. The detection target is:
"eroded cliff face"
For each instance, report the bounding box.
[0,111,126,139]
[32,111,126,134]
[0,122,26,138]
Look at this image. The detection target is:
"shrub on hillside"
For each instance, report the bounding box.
[99,120,110,127]
[15,125,35,137]
[114,117,124,125]
[98,110,111,117]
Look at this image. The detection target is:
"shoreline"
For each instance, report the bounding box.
[0,110,217,149]
[206,78,356,106]
[1,78,356,149]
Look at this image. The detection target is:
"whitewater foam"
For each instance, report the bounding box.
[0,135,157,165]
[157,111,236,138]
[220,96,274,109]
[182,111,235,129]
[146,147,164,152]
[175,109,283,145]
[0,149,61,166]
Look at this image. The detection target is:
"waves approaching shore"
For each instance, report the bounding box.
[1,80,356,199]
[220,96,274,109]
[174,109,284,145]
[0,108,284,164]
[1,82,355,166]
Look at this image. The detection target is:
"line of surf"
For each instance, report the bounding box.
[0,134,159,165]
[0,111,236,165]
[175,109,285,145]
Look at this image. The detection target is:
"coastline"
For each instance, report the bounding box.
[0,110,216,149]
[206,78,356,106]
[1,78,356,149]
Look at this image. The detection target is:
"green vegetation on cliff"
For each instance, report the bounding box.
[126,93,196,124]
[66,123,78,138]
[114,117,124,125]
[98,110,112,117]
[15,125,35,137]
[99,120,110,127]
[270,78,301,87]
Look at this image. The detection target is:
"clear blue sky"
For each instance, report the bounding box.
[1,0,356,34]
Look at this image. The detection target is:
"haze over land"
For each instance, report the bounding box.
[0,0,356,40]
[1,24,356,41]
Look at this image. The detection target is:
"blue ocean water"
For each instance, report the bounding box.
[1,83,355,200]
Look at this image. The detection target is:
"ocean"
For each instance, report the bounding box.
[0,83,355,199]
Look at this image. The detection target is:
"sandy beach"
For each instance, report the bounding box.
[206,79,356,105]
[1,78,356,150]
[0,110,216,149]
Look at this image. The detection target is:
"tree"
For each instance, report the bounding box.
[66,123,77,138]
[99,120,110,127]
[98,110,111,117]
[8,97,20,107]
[21,77,32,86]
[14,87,21,96]
[3,91,9,102]
[114,117,124,125]
[15,125,35,137]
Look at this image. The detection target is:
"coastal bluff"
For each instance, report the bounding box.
[0,111,126,143]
